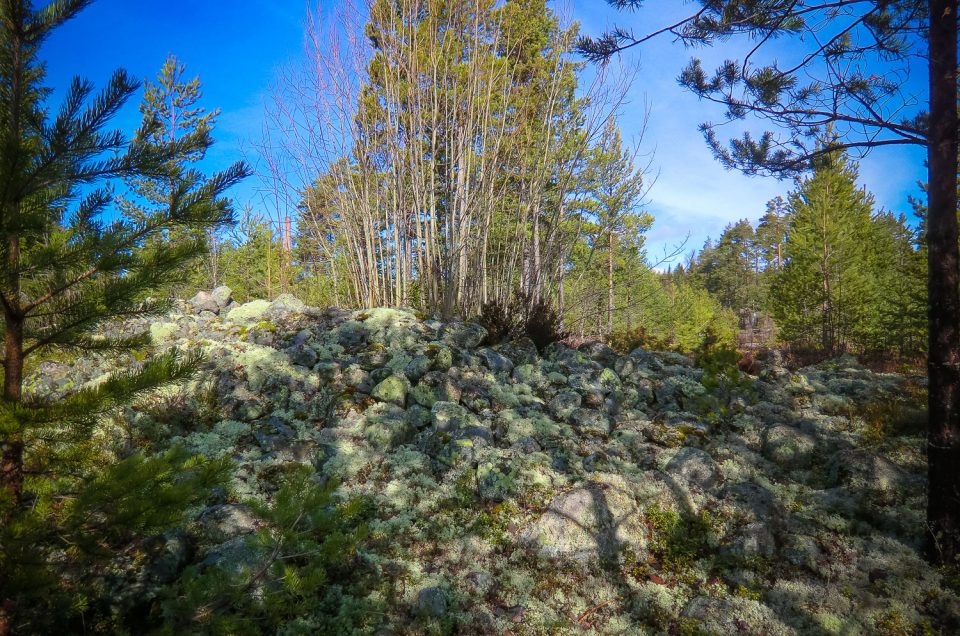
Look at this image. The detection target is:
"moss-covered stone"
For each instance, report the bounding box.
[371,374,411,407]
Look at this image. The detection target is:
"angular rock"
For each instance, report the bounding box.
[265,293,308,321]
[578,341,619,368]
[189,291,220,314]
[286,343,318,369]
[521,474,651,561]
[478,347,514,374]
[225,299,271,324]
[416,587,448,617]
[549,390,581,421]
[440,321,487,349]
[211,285,233,309]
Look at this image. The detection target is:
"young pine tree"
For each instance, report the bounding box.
[583,117,650,339]
[0,0,248,544]
[122,53,221,293]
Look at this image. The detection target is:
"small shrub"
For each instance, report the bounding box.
[610,325,668,354]
[478,299,517,346]
[857,384,927,443]
[477,292,566,350]
[2,447,231,633]
[517,291,566,351]
[157,467,377,634]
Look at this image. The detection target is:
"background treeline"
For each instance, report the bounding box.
[180,0,741,356]
[170,0,928,364]
[673,148,927,361]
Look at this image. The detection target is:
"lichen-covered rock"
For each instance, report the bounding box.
[549,390,581,421]
[578,341,618,368]
[225,299,271,324]
[286,343,318,369]
[197,504,259,544]
[828,448,911,496]
[416,587,448,617]
[477,461,516,502]
[371,374,411,407]
[664,446,721,491]
[439,321,487,349]
[431,400,473,432]
[762,425,817,469]
[521,473,653,560]
[149,321,179,344]
[189,290,220,314]
[655,375,708,411]
[211,285,233,309]
[477,348,514,374]
[569,408,610,436]
[264,293,308,321]
[34,294,956,635]
[681,595,793,636]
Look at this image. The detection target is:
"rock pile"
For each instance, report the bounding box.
[27,292,957,634]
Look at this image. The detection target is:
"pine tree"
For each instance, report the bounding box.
[697,219,762,312]
[122,53,221,293]
[582,117,650,338]
[0,2,247,626]
[755,196,789,273]
[770,150,875,354]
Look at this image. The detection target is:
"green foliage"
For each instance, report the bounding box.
[121,54,226,296]
[1,447,230,632]
[693,328,756,425]
[580,1,926,176]
[609,325,668,354]
[157,467,376,635]
[695,218,764,311]
[0,3,246,630]
[602,274,737,356]
[632,503,722,581]
[769,148,925,356]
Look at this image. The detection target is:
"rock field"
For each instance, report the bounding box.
[27,289,960,634]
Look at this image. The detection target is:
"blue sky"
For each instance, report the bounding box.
[41,1,929,266]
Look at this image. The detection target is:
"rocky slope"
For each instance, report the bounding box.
[28,289,959,634]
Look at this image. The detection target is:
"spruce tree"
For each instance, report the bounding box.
[865,212,927,355]
[0,0,247,544]
[770,150,875,354]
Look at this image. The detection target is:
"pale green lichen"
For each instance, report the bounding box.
[224,299,271,324]
[149,321,179,344]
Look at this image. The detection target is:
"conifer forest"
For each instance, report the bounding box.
[1,0,959,633]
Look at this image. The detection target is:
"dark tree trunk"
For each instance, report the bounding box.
[607,230,615,340]
[925,0,960,565]
[0,233,23,524]
[1,317,24,515]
